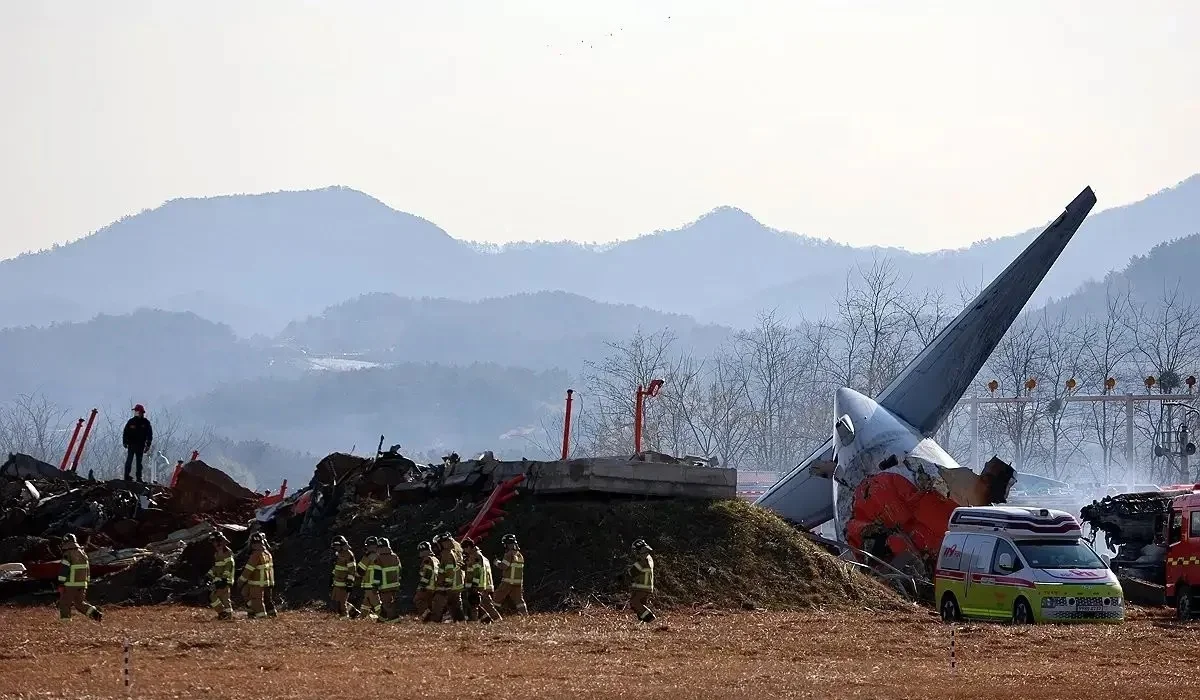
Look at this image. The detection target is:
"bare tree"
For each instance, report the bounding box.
[982,315,1046,471]
[733,312,825,471]
[822,258,926,396]
[1125,285,1200,481]
[687,346,755,468]
[0,394,73,463]
[1035,311,1089,480]
[1075,285,1136,482]
[577,328,684,456]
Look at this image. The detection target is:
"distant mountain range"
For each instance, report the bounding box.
[0,295,725,456]
[3,175,1198,335]
[176,362,571,457]
[3,175,1198,469]
[277,291,731,370]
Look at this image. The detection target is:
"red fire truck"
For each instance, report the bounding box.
[1082,485,1200,620]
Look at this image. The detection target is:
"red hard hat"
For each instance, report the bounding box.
[133,404,145,413]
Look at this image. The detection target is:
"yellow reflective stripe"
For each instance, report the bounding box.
[379,565,401,590]
[503,561,524,584]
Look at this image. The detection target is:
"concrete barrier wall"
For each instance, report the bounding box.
[471,457,737,500]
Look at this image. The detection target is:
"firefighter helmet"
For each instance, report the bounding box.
[378,537,391,549]
[332,535,348,548]
[61,533,78,545]
[632,539,652,552]
[417,541,432,553]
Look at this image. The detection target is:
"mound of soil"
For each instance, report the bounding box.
[272,497,905,613]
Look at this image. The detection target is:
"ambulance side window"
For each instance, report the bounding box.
[1190,511,1200,539]
[991,540,1023,574]
[966,535,995,574]
[939,535,965,571]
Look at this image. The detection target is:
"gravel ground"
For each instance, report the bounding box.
[1,605,1198,699]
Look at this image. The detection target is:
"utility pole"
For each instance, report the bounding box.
[1161,401,1199,482]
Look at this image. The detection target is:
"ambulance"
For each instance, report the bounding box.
[934,506,1124,624]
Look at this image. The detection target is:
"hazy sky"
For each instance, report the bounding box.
[2,1,1198,261]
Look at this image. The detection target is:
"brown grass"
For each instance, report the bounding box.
[1,605,1199,699]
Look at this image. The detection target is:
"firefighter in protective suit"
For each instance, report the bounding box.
[429,534,465,622]
[374,537,402,622]
[56,534,103,621]
[463,537,501,623]
[357,537,381,619]
[238,533,275,619]
[258,533,279,617]
[330,536,357,617]
[208,532,236,620]
[493,534,528,615]
[414,541,438,620]
[629,539,656,623]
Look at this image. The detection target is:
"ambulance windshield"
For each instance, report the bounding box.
[1015,539,1105,570]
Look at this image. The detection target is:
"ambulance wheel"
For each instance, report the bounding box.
[939,593,961,622]
[1012,597,1035,625]
[1176,584,1193,622]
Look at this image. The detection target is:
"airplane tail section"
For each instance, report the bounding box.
[755,187,1096,530]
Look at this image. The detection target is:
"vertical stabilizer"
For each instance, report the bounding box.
[756,187,1096,528]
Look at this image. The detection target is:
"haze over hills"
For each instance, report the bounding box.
[277,291,732,370]
[1043,232,1200,318]
[3,175,1198,335]
[177,362,571,457]
[0,295,730,457]
[2,174,1198,472]
[0,310,283,410]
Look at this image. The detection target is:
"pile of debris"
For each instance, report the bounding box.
[3,447,902,614]
[0,453,258,603]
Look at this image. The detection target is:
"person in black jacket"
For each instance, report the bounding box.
[123,404,153,482]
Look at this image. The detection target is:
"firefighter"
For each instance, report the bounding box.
[258,533,279,618]
[208,532,235,620]
[449,533,467,621]
[238,533,274,619]
[493,534,528,615]
[375,537,402,622]
[463,537,501,623]
[414,541,438,620]
[357,536,381,620]
[56,534,102,621]
[629,539,656,623]
[330,536,357,617]
[429,534,465,623]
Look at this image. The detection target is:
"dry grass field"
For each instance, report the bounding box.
[2,605,1199,699]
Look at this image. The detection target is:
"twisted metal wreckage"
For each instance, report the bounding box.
[756,187,1098,591]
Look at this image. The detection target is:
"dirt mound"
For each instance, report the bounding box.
[272,497,905,613]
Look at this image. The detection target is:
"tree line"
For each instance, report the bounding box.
[539,259,1200,485]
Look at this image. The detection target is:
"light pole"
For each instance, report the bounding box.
[633,379,664,454]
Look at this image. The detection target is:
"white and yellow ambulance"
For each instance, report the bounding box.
[935,506,1124,624]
